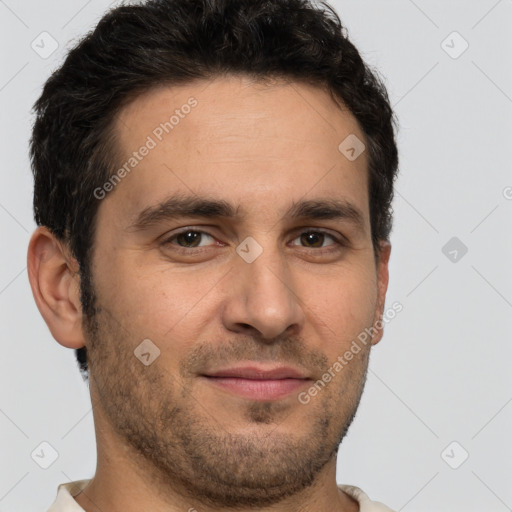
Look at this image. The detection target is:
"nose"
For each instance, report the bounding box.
[220,246,305,341]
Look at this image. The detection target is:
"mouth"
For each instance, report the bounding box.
[200,364,312,401]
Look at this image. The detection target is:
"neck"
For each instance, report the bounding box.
[75,438,359,512]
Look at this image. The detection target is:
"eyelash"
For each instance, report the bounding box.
[161,228,347,254]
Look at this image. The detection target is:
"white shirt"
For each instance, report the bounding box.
[47,479,395,511]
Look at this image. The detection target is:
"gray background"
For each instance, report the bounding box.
[1,0,511,510]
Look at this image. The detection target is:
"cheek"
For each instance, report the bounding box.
[94,254,221,341]
[305,265,377,347]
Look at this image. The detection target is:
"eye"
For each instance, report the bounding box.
[160,228,345,255]
[290,230,342,249]
[163,229,217,248]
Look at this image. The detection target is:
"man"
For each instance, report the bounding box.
[27,0,399,510]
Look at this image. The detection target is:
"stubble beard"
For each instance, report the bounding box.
[82,291,370,508]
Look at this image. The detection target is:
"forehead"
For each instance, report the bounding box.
[116,74,365,152]
[105,75,369,224]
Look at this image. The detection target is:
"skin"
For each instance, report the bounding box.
[28,75,391,512]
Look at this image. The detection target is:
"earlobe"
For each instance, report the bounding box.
[371,240,391,346]
[27,227,85,349]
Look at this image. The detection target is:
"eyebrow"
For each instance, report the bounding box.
[128,193,366,232]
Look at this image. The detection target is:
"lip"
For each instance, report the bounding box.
[201,364,311,401]
[205,365,309,380]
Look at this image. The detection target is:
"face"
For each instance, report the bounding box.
[84,75,389,507]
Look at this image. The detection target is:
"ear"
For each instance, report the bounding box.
[27,227,85,349]
[371,240,391,346]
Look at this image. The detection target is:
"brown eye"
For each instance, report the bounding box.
[292,231,339,249]
[165,230,216,248]
[300,232,325,248]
